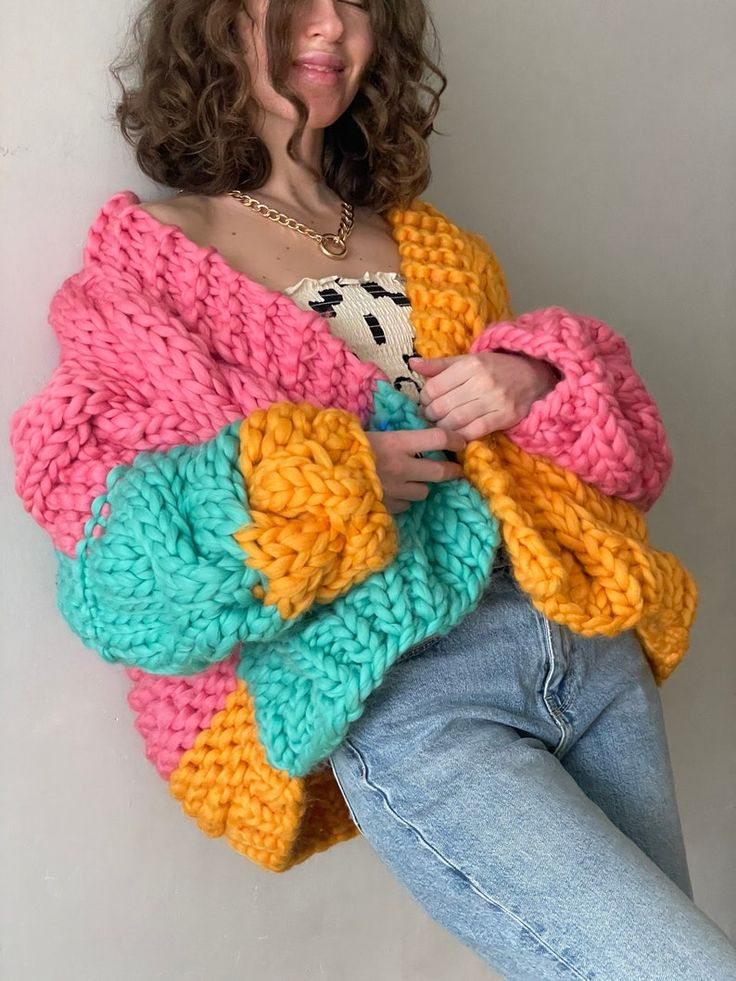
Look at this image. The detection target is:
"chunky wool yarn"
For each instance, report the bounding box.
[461,434,696,683]
[390,203,672,511]
[389,200,696,683]
[468,306,671,510]
[128,655,360,872]
[11,190,697,872]
[235,401,398,618]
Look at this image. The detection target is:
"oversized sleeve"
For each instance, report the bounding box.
[464,231,672,510]
[10,273,397,675]
[468,306,672,511]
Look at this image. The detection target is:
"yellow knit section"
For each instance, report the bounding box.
[388,199,697,684]
[234,402,398,620]
[462,434,697,684]
[386,200,515,356]
[169,680,360,873]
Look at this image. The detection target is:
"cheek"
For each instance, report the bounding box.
[351,26,375,72]
[360,42,375,77]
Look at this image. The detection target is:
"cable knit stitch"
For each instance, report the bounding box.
[10,190,697,872]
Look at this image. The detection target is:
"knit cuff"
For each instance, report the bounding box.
[235,402,398,620]
[468,306,672,509]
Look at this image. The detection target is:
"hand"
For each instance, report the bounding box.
[409,350,560,441]
[365,426,468,515]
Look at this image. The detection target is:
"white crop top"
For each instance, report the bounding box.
[282,270,426,403]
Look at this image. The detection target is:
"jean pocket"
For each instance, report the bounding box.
[329,750,365,834]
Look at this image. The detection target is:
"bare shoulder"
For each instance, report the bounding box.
[137,193,209,225]
[136,193,218,248]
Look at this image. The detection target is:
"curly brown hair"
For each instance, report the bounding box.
[108,0,448,214]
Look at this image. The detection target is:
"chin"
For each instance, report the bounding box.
[290,90,358,123]
[301,105,353,130]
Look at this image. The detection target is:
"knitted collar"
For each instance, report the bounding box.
[98,190,507,374]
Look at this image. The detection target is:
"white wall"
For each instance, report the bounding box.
[2,1,733,979]
[426,0,736,941]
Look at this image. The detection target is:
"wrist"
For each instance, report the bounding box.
[534,357,563,391]
[494,348,562,395]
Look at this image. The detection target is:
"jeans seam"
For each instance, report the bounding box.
[400,633,442,661]
[538,615,574,757]
[343,737,593,981]
[328,753,364,833]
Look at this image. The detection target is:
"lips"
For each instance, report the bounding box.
[295,64,344,74]
[292,61,345,87]
[293,52,346,71]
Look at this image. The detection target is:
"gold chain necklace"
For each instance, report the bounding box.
[227,189,354,260]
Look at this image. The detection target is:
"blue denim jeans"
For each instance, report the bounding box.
[329,546,736,979]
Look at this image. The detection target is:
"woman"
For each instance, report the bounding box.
[11,0,736,977]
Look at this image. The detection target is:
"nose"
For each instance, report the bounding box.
[302,0,346,41]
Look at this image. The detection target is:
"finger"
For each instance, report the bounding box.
[432,394,497,433]
[385,479,431,503]
[400,458,464,484]
[383,496,411,514]
[416,357,476,407]
[423,397,479,425]
[400,426,468,454]
[421,366,484,423]
[453,410,517,441]
[408,355,463,377]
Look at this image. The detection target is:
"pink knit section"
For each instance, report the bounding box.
[11,191,385,556]
[469,306,672,510]
[126,653,240,780]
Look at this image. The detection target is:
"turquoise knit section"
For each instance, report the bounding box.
[56,420,287,675]
[236,380,501,778]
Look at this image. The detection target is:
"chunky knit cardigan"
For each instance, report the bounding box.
[11,190,697,872]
